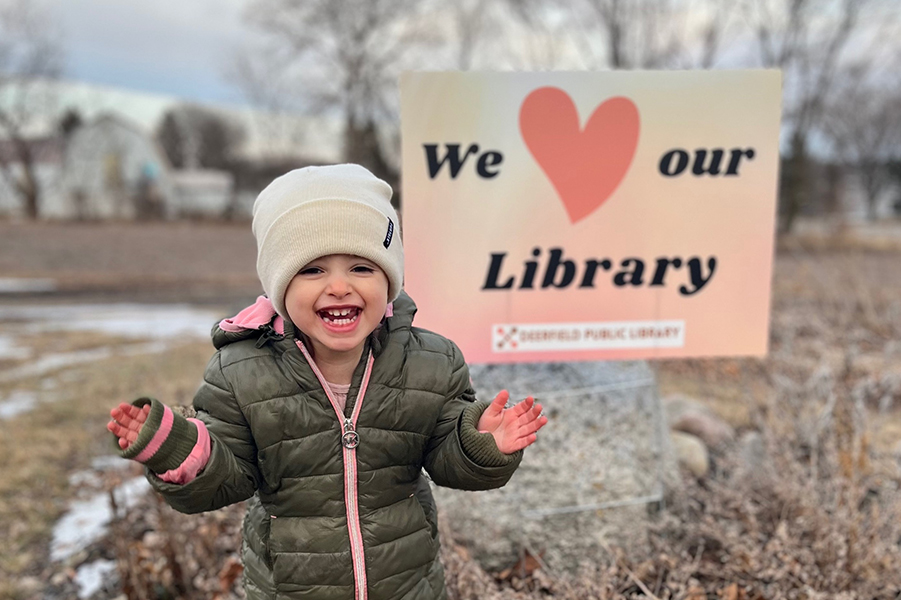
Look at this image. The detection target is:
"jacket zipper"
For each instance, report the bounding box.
[296,341,373,600]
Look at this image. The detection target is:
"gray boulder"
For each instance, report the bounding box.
[669,431,710,477]
[663,394,735,450]
[431,360,673,574]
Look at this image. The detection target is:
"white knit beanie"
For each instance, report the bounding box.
[251,164,403,320]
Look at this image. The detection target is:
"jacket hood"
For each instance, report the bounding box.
[211,291,418,351]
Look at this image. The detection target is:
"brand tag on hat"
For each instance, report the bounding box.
[383,217,394,248]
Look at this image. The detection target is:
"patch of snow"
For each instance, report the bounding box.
[0,303,221,385]
[69,456,133,489]
[0,334,31,360]
[0,303,219,340]
[0,278,57,293]
[74,559,117,599]
[0,341,173,384]
[0,390,39,420]
[91,455,131,471]
[0,346,113,383]
[68,470,104,488]
[50,476,150,562]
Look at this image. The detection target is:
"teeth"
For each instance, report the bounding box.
[321,311,359,325]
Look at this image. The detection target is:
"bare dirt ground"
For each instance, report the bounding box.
[0,220,262,303]
[1,220,900,599]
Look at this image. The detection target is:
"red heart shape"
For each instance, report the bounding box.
[520,87,640,223]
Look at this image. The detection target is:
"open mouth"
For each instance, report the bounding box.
[317,306,361,326]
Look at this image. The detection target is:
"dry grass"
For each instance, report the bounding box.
[2,231,901,598]
[0,341,213,599]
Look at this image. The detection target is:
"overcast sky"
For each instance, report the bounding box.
[48,0,254,107]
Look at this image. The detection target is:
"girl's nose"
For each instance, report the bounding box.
[325,274,352,297]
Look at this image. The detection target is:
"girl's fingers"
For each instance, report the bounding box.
[512,401,542,426]
[111,403,149,423]
[109,403,150,451]
[519,415,548,436]
[509,433,537,452]
[108,420,139,443]
[119,402,139,418]
[123,403,149,422]
[507,396,534,418]
[110,406,134,427]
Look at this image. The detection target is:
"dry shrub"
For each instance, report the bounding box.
[100,247,901,599]
[101,355,901,600]
[107,493,246,600]
[442,349,901,599]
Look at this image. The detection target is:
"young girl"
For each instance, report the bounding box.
[107,164,547,600]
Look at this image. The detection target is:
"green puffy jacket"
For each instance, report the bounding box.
[144,292,523,600]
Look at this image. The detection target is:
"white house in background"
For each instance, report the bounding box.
[0,78,339,219]
[61,113,176,219]
[0,113,238,219]
[61,113,239,219]
[0,78,342,163]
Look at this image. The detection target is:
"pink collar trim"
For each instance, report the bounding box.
[219,295,284,335]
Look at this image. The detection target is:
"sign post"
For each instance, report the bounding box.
[401,70,782,572]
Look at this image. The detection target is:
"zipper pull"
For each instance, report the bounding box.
[342,418,360,449]
[254,324,284,348]
[255,325,272,348]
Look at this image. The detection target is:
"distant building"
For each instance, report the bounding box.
[61,113,175,219]
[170,168,235,218]
[0,78,341,220]
[0,113,245,219]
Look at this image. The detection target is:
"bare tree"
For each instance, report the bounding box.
[445,0,496,70]
[0,0,63,219]
[744,0,881,232]
[156,104,247,171]
[506,0,735,70]
[235,0,438,191]
[824,68,901,221]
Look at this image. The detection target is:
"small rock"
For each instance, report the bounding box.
[892,439,901,458]
[670,431,710,477]
[671,411,735,450]
[16,576,42,594]
[50,570,70,586]
[739,431,767,470]
[662,394,710,427]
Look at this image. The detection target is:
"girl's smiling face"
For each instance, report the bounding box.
[284,254,389,361]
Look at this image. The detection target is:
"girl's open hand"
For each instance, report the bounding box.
[477,390,548,454]
[107,402,150,450]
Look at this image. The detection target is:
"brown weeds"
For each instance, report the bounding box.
[7,241,901,598]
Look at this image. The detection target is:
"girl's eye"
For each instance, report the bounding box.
[352,265,375,273]
[299,267,323,275]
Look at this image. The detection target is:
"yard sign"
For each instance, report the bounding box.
[400,70,782,363]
